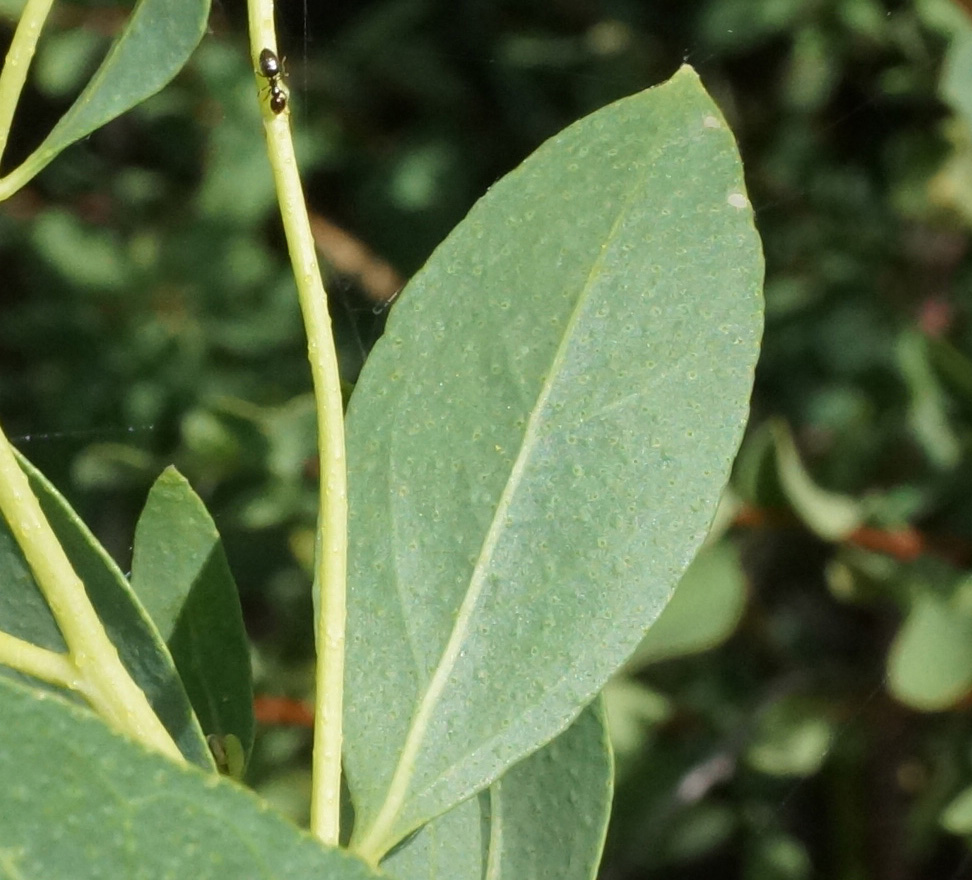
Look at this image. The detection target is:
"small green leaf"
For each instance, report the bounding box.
[897,331,961,470]
[1,452,211,768]
[941,21,972,136]
[72,442,158,491]
[942,783,972,835]
[746,697,834,778]
[208,733,247,780]
[746,833,812,880]
[33,28,105,99]
[0,676,382,880]
[344,65,763,856]
[627,540,748,668]
[732,420,787,509]
[888,593,972,711]
[664,803,736,863]
[131,467,255,765]
[3,0,209,190]
[383,703,612,880]
[771,419,862,541]
[602,678,672,763]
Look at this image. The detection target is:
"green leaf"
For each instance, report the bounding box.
[383,702,612,880]
[770,419,862,541]
[897,331,961,470]
[888,593,972,711]
[732,420,787,509]
[33,28,105,99]
[602,677,671,764]
[344,65,763,857]
[941,20,972,135]
[664,803,736,863]
[3,0,209,190]
[0,501,66,653]
[745,697,834,777]
[207,732,247,780]
[746,833,812,880]
[382,796,486,879]
[626,540,748,668]
[0,676,382,880]
[0,452,212,768]
[131,467,255,766]
[942,783,972,835]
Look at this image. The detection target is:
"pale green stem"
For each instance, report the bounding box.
[0,631,75,691]
[0,424,183,763]
[0,0,55,167]
[247,1,348,847]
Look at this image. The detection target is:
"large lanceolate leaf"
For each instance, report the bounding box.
[0,676,382,880]
[383,702,612,880]
[343,65,764,859]
[0,452,212,768]
[1,0,209,192]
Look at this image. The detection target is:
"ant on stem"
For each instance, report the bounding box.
[258,48,287,115]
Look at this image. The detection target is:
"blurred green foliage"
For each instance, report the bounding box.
[6,0,972,876]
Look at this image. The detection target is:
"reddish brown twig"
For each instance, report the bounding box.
[951,0,972,22]
[253,694,314,728]
[734,504,969,566]
[309,213,404,304]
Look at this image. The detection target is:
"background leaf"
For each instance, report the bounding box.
[942,784,972,835]
[744,696,835,778]
[770,419,863,541]
[888,592,972,710]
[383,701,612,880]
[3,0,210,188]
[131,466,255,765]
[343,65,763,856]
[625,541,748,668]
[0,675,382,880]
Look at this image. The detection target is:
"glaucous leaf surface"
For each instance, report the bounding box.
[383,795,486,880]
[0,676,382,880]
[131,466,254,763]
[0,452,211,768]
[343,65,763,858]
[383,702,611,880]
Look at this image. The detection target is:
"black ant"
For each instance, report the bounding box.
[258,48,287,115]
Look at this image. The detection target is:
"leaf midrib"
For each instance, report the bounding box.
[355,161,651,860]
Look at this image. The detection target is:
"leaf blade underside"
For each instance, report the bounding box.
[343,65,764,857]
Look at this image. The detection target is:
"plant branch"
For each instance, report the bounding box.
[247,0,348,848]
[0,632,76,691]
[0,0,55,168]
[0,425,182,762]
[733,504,955,564]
